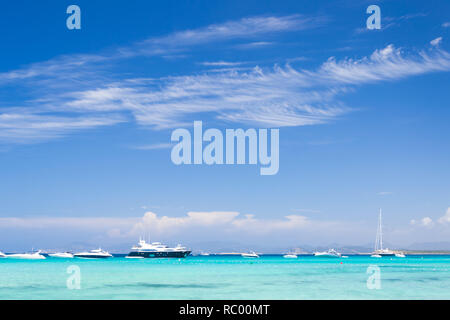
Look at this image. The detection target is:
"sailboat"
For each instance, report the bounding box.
[371,209,395,257]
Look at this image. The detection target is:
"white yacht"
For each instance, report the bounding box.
[126,239,191,258]
[370,254,382,258]
[283,254,298,259]
[241,251,259,258]
[372,209,395,257]
[0,251,6,258]
[74,248,112,259]
[314,249,341,258]
[7,251,46,260]
[395,252,406,258]
[49,252,74,258]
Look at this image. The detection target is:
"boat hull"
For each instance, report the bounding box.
[127,251,191,258]
[314,254,340,258]
[7,254,45,260]
[49,253,74,258]
[74,254,111,259]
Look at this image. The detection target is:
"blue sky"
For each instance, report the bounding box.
[0,0,450,252]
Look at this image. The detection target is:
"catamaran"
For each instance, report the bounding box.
[371,209,395,257]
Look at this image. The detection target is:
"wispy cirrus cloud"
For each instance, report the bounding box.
[200,61,244,67]
[1,13,450,143]
[131,143,173,150]
[314,45,450,84]
[0,15,317,83]
[0,113,125,143]
[46,44,450,130]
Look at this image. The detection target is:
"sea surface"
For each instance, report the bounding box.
[0,255,449,299]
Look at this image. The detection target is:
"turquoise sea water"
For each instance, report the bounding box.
[0,255,449,299]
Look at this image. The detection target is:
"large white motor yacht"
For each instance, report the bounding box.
[74,248,112,259]
[314,249,342,258]
[0,251,6,258]
[126,239,191,258]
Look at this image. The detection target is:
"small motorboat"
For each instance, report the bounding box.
[283,254,298,259]
[48,252,74,258]
[314,249,341,258]
[395,253,406,258]
[74,248,112,259]
[7,251,46,260]
[242,251,259,258]
[371,254,382,258]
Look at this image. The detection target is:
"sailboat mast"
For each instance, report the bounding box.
[379,209,383,250]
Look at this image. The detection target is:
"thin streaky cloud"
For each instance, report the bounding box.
[200,61,244,67]
[132,143,173,150]
[430,37,443,46]
[0,113,125,143]
[0,15,322,83]
[236,41,275,49]
[0,24,450,142]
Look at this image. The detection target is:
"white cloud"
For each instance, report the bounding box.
[0,113,125,143]
[377,191,393,196]
[0,15,318,83]
[421,217,434,227]
[0,216,139,230]
[200,61,244,67]
[438,207,450,224]
[443,22,450,28]
[410,208,450,227]
[0,211,355,240]
[5,210,450,249]
[314,45,450,84]
[132,143,173,150]
[0,14,450,143]
[55,44,450,130]
[236,41,275,49]
[430,37,443,46]
[139,15,320,50]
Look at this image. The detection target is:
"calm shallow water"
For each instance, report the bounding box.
[0,255,449,299]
